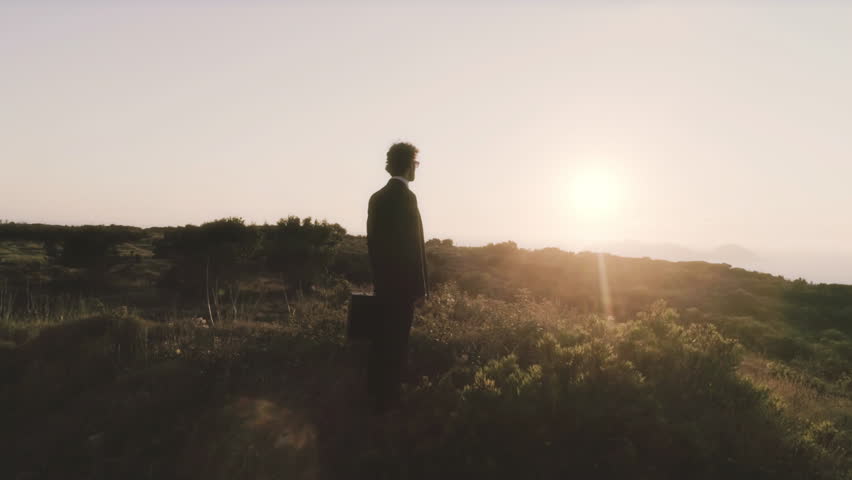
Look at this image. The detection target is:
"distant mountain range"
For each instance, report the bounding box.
[594,240,851,285]
[597,241,760,266]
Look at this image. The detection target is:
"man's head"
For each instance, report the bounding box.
[385,142,419,182]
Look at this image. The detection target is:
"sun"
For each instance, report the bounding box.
[568,169,621,219]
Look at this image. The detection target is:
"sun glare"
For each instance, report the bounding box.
[568,169,621,219]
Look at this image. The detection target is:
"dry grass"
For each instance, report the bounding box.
[738,353,852,424]
[0,240,47,265]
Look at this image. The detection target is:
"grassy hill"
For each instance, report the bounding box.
[0,220,850,479]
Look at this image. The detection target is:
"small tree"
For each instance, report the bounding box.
[261,216,346,291]
[58,225,144,268]
[155,218,261,324]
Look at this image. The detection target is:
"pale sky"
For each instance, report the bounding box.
[3,2,852,258]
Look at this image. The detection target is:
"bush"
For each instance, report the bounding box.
[260,216,346,290]
[393,294,846,479]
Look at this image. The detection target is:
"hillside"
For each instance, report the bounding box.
[0,219,850,479]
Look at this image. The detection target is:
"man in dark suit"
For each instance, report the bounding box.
[366,142,429,414]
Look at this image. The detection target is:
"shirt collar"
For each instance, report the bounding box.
[391,176,410,187]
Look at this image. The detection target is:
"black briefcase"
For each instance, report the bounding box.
[347,293,381,341]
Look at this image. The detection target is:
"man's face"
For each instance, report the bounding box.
[407,159,420,182]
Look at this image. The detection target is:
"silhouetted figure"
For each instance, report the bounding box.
[366,142,429,414]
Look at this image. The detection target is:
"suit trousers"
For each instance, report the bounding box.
[367,298,415,411]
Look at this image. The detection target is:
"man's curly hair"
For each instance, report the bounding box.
[385,142,419,176]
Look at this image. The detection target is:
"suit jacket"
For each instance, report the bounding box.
[367,178,429,302]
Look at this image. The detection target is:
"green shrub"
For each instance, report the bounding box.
[387,296,844,479]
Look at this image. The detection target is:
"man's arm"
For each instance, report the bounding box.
[395,192,427,302]
[418,208,429,299]
[368,190,425,301]
[408,194,428,301]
